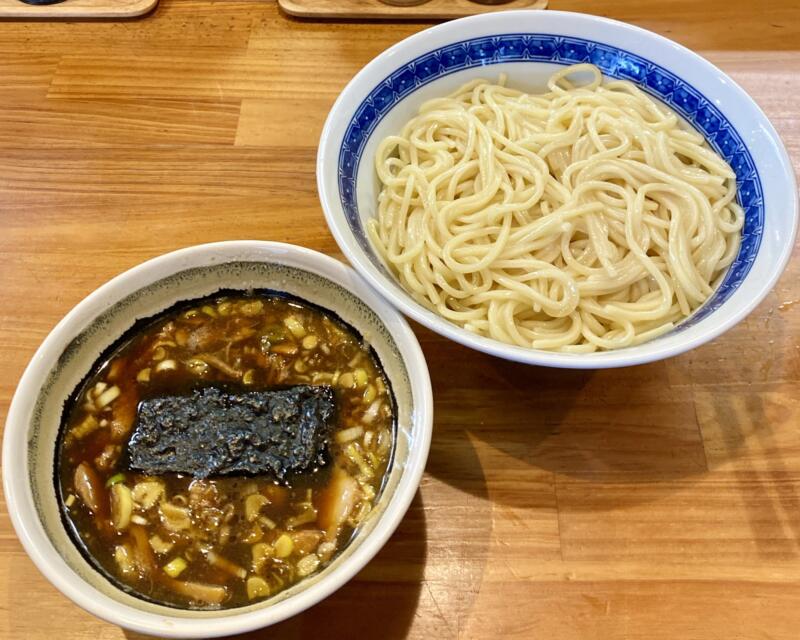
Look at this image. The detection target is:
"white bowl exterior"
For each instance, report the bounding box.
[318,10,798,368]
[2,241,433,637]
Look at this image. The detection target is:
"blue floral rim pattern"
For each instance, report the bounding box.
[336,33,764,334]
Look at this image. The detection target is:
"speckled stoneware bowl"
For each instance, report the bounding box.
[2,241,432,638]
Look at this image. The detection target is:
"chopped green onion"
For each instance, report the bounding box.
[283,315,306,338]
[274,534,294,558]
[163,557,188,578]
[105,472,126,487]
[247,576,270,600]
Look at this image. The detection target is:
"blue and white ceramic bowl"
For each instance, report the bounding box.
[317,10,797,369]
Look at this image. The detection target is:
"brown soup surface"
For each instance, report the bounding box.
[58,293,394,609]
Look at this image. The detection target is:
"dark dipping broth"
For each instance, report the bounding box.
[57,293,395,609]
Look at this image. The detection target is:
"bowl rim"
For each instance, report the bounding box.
[317,9,798,369]
[2,240,433,637]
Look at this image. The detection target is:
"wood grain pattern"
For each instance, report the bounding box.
[278,0,547,20]
[0,0,158,19]
[1,1,799,639]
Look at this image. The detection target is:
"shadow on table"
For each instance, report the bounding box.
[124,492,433,640]
[417,317,800,566]
[702,387,800,558]
[414,321,749,507]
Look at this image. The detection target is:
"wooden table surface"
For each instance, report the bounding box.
[1,1,799,638]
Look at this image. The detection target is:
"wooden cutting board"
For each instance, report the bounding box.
[278,0,547,20]
[0,0,157,19]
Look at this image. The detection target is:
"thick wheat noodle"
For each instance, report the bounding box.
[368,63,744,352]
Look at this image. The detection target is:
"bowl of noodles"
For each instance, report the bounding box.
[317,10,797,368]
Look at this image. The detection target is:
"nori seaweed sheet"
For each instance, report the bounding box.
[127,385,335,481]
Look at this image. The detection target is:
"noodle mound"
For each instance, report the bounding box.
[368,64,743,352]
